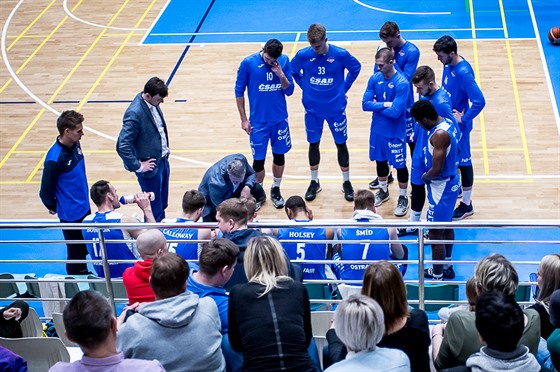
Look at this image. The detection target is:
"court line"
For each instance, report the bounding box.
[468,0,490,175]
[62,0,148,31]
[526,0,560,134]
[290,32,301,58]
[353,0,450,15]
[499,0,532,174]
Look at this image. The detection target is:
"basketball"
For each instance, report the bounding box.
[548,26,560,44]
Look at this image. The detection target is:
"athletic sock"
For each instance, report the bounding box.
[380,180,388,192]
[409,210,422,222]
[272,177,282,188]
[444,257,452,270]
[342,171,350,182]
[399,187,407,197]
[311,170,319,182]
[462,189,472,205]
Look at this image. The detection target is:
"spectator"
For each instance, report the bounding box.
[0,345,27,371]
[432,253,541,370]
[438,276,478,322]
[122,229,168,304]
[324,294,410,371]
[49,290,163,371]
[117,252,225,371]
[547,289,560,370]
[82,180,155,278]
[161,189,211,260]
[465,291,540,371]
[0,301,29,338]
[198,154,266,222]
[327,261,429,371]
[228,236,315,371]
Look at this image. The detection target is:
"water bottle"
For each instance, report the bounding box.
[119,192,155,204]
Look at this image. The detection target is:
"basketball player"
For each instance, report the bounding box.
[291,23,362,202]
[235,39,294,208]
[433,36,486,220]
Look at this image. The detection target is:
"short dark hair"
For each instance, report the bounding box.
[375,47,394,63]
[433,35,457,54]
[307,23,326,44]
[410,100,438,122]
[63,290,113,349]
[217,198,248,225]
[411,65,436,85]
[90,180,111,207]
[143,77,168,98]
[150,252,189,299]
[182,190,206,214]
[475,291,524,352]
[284,195,307,215]
[354,190,375,210]
[199,238,240,276]
[263,39,283,59]
[57,110,84,135]
[379,21,400,39]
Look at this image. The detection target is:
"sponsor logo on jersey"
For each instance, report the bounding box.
[451,71,456,77]
[399,50,405,56]
[310,77,334,86]
[327,57,335,63]
[277,127,290,142]
[310,58,316,62]
[377,81,384,84]
[258,64,264,68]
[77,147,82,155]
[388,82,395,89]
[350,264,369,270]
[258,83,282,92]
[67,160,72,166]
[444,76,449,85]
[303,267,316,273]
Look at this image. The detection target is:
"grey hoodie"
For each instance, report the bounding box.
[466,345,540,372]
[117,291,225,372]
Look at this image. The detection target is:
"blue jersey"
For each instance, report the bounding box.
[425,119,460,179]
[234,52,294,124]
[363,70,409,139]
[336,221,391,282]
[291,44,361,116]
[187,274,229,334]
[441,58,486,131]
[277,221,328,280]
[82,211,136,278]
[161,218,199,260]
[39,139,89,221]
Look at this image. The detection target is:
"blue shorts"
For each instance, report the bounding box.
[426,175,461,222]
[304,112,348,144]
[458,121,472,166]
[250,119,292,160]
[369,135,407,169]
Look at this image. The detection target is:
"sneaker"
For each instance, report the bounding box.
[424,268,443,280]
[452,202,474,221]
[342,181,354,201]
[270,186,285,209]
[394,195,409,217]
[443,266,456,279]
[374,189,390,207]
[305,180,322,201]
[423,230,430,240]
[368,173,394,189]
[397,227,418,237]
[255,202,262,212]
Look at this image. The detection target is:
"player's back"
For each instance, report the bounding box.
[426,118,460,179]
[161,218,200,260]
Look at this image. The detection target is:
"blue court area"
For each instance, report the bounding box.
[1,222,558,317]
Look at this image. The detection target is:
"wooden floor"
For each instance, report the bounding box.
[1,0,559,221]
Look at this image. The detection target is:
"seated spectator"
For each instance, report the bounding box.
[324,294,410,371]
[0,345,27,371]
[327,261,429,371]
[0,301,29,338]
[276,195,334,280]
[82,180,155,278]
[547,289,560,370]
[117,253,225,371]
[438,276,478,323]
[228,235,315,371]
[465,290,540,371]
[122,229,168,304]
[432,253,541,370]
[333,190,406,282]
[198,154,266,222]
[49,290,163,371]
[161,189,211,260]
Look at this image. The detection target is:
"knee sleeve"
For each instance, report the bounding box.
[408,141,416,155]
[308,141,321,167]
[459,165,474,187]
[272,153,285,167]
[396,166,409,184]
[252,159,265,173]
[335,142,349,168]
[410,183,426,212]
[376,161,389,177]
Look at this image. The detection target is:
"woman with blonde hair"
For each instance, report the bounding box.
[530,253,560,339]
[327,260,430,371]
[228,235,315,372]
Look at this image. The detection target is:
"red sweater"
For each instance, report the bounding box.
[122,259,155,304]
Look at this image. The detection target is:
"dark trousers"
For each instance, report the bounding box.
[136,157,170,222]
[61,210,90,275]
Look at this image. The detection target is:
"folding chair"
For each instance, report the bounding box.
[406,283,459,312]
[52,312,78,347]
[20,307,43,337]
[311,311,335,370]
[0,273,19,298]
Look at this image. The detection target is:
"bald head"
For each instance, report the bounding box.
[136,229,168,259]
